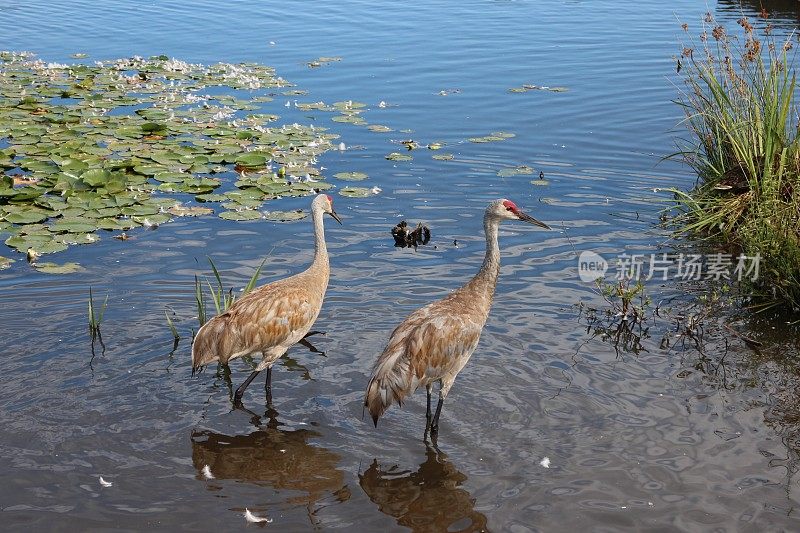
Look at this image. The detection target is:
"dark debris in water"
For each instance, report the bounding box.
[391,220,431,249]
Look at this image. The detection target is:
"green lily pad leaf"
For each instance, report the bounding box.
[121,204,160,217]
[334,171,368,181]
[367,125,392,133]
[263,209,307,221]
[153,171,190,183]
[132,165,164,176]
[195,193,227,202]
[0,256,13,269]
[432,153,454,161]
[167,205,214,217]
[219,210,262,221]
[339,187,371,198]
[33,261,84,274]
[80,168,111,187]
[468,135,504,143]
[132,213,171,225]
[235,153,269,168]
[332,115,366,125]
[491,131,515,139]
[427,143,445,150]
[531,179,550,186]
[497,165,535,178]
[56,232,100,245]
[34,240,70,254]
[4,211,49,224]
[386,152,412,162]
[51,219,98,233]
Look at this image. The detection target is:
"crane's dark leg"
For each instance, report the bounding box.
[265,366,273,406]
[424,384,433,440]
[299,337,325,355]
[430,395,445,437]
[234,370,260,405]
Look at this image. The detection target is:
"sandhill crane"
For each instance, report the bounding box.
[192,194,341,405]
[364,199,549,439]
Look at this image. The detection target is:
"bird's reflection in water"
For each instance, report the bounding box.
[191,408,350,525]
[359,445,489,532]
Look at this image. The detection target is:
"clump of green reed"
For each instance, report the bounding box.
[669,12,800,308]
[194,256,266,328]
[88,286,108,337]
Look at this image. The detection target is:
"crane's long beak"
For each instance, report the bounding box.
[329,210,343,225]
[517,210,550,229]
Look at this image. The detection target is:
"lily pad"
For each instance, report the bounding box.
[339,187,371,198]
[386,152,412,162]
[0,256,13,269]
[497,165,535,178]
[432,153,454,161]
[33,261,84,274]
[235,153,269,168]
[263,209,307,221]
[334,172,368,181]
[4,211,49,224]
[167,205,214,217]
[219,210,262,221]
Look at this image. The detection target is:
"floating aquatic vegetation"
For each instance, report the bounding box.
[34,261,84,274]
[385,152,412,162]
[0,255,12,269]
[338,187,372,198]
[508,84,568,93]
[333,172,368,181]
[468,131,515,143]
[432,153,454,161]
[427,142,444,150]
[497,165,535,178]
[367,124,392,133]
[262,209,306,221]
[307,56,342,68]
[0,52,343,256]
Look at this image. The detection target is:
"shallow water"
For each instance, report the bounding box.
[1,0,800,530]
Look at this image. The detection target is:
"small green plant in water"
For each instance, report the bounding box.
[193,256,267,328]
[595,277,650,324]
[668,12,800,308]
[88,286,108,336]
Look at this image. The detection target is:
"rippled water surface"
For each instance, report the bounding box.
[2,0,800,530]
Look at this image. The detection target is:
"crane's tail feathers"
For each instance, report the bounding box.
[364,355,414,428]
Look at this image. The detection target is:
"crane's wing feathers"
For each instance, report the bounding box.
[364,300,485,425]
[192,279,320,370]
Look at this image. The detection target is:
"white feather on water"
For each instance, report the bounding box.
[201,465,214,480]
[244,509,272,523]
[539,457,551,468]
[99,476,113,487]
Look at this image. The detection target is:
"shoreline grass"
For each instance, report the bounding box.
[669,11,800,309]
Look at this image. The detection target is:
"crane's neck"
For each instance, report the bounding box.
[311,206,329,269]
[468,214,501,300]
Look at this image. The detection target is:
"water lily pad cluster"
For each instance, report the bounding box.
[0,51,343,256]
[508,84,568,93]
[468,132,516,143]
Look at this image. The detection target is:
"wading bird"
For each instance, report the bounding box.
[192,194,342,405]
[364,199,549,439]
